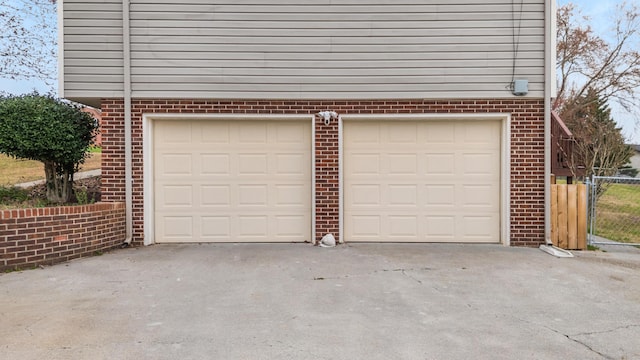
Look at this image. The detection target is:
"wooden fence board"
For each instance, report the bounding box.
[577,184,587,249]
[567,185,578,249]
[557,184,568,249]
[551,185,556,246]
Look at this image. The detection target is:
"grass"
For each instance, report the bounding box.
[0,151,101,186]
[595,183,640,243]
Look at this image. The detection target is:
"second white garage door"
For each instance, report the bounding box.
[154,119,312,243]
[344,119,502,243]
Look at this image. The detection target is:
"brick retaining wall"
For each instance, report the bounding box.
[0,203,126,271]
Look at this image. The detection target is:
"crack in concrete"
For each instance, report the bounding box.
[564,324,640,360]
[400,269,423,284]
[570,324,640,337]
[563,332,614,360]
[513,316,620,360]
[312,267,432,281]
[530,321,614,359]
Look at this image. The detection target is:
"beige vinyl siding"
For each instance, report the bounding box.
[62,0,546,101]
[62,0,124,101]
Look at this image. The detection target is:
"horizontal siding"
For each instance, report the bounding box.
[62,0,546,101]
[62,0,124,97]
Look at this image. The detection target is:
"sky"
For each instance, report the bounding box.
[0,0,638,143]
[0,77,54,96]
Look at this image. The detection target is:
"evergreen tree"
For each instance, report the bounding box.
[560,88,633,179]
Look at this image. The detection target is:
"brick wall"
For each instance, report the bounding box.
[315,114,340,242]
[101,99,545,246]
[0,203,126,271]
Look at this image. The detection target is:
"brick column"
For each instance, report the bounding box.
[100,99,126,202]
[314,114,340,243]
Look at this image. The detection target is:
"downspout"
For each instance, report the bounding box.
[540,0,572,257]
[122,0,133,246]
[544,0,552,246]
[57,0,64,98]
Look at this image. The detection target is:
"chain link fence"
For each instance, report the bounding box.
[588,176,640,246]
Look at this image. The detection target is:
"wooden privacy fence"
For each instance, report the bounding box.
[550,184,587,250]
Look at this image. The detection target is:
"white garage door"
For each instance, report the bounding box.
[344,120,501,243]
[154,119,311,243]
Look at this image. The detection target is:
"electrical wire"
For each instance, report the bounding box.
[511,0,525,89]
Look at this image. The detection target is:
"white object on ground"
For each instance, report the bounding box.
[320,234,336,248]
[539,244,574,258]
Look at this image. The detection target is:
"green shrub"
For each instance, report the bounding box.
[0,94,98,203]
[74,188,94,205]
[0,186,29,203]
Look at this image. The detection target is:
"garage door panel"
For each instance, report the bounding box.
[462,216,500,241]
[388,154,417,175]
[275,215,308,237]
[238,154,268,175]
[160,122,192,143]
[389,216,418,237]
[200,185,230,207]
[238,185,268,207]
[350,154,380,175]
[201,154,230,175]
[345,120,501,243]
[350,123,380,143]
[462,185,499,208]
[389,122,418,143]
[161,185,193,207]
[163,217,193,239]
[276,153,307,175]
[201,216,230,238]
[275,185,307,206]
[160,154,192,175]
[351,215,381,238]
[238,123,268,144]
[463,123,498,144]
[238,216,268,237]
[154,120,311,243]
[425,123,455,143]
[462,153,498,175]
[424,216,456,239]
[424,185,455,207]
[388,185,418,206]
[201,122,230,144]
[349,184,380,206]
[425,153,455,175]
[276,123,308,143]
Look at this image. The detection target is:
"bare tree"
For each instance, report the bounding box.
[0,0,57,87]
[555,2,640,178]
[555,2,640,113]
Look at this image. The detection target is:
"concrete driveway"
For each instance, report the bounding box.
[1,244,639,360]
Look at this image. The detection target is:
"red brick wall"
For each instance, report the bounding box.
[101,99,545,246]
[0,203,126,271]
[315,114,340,242]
